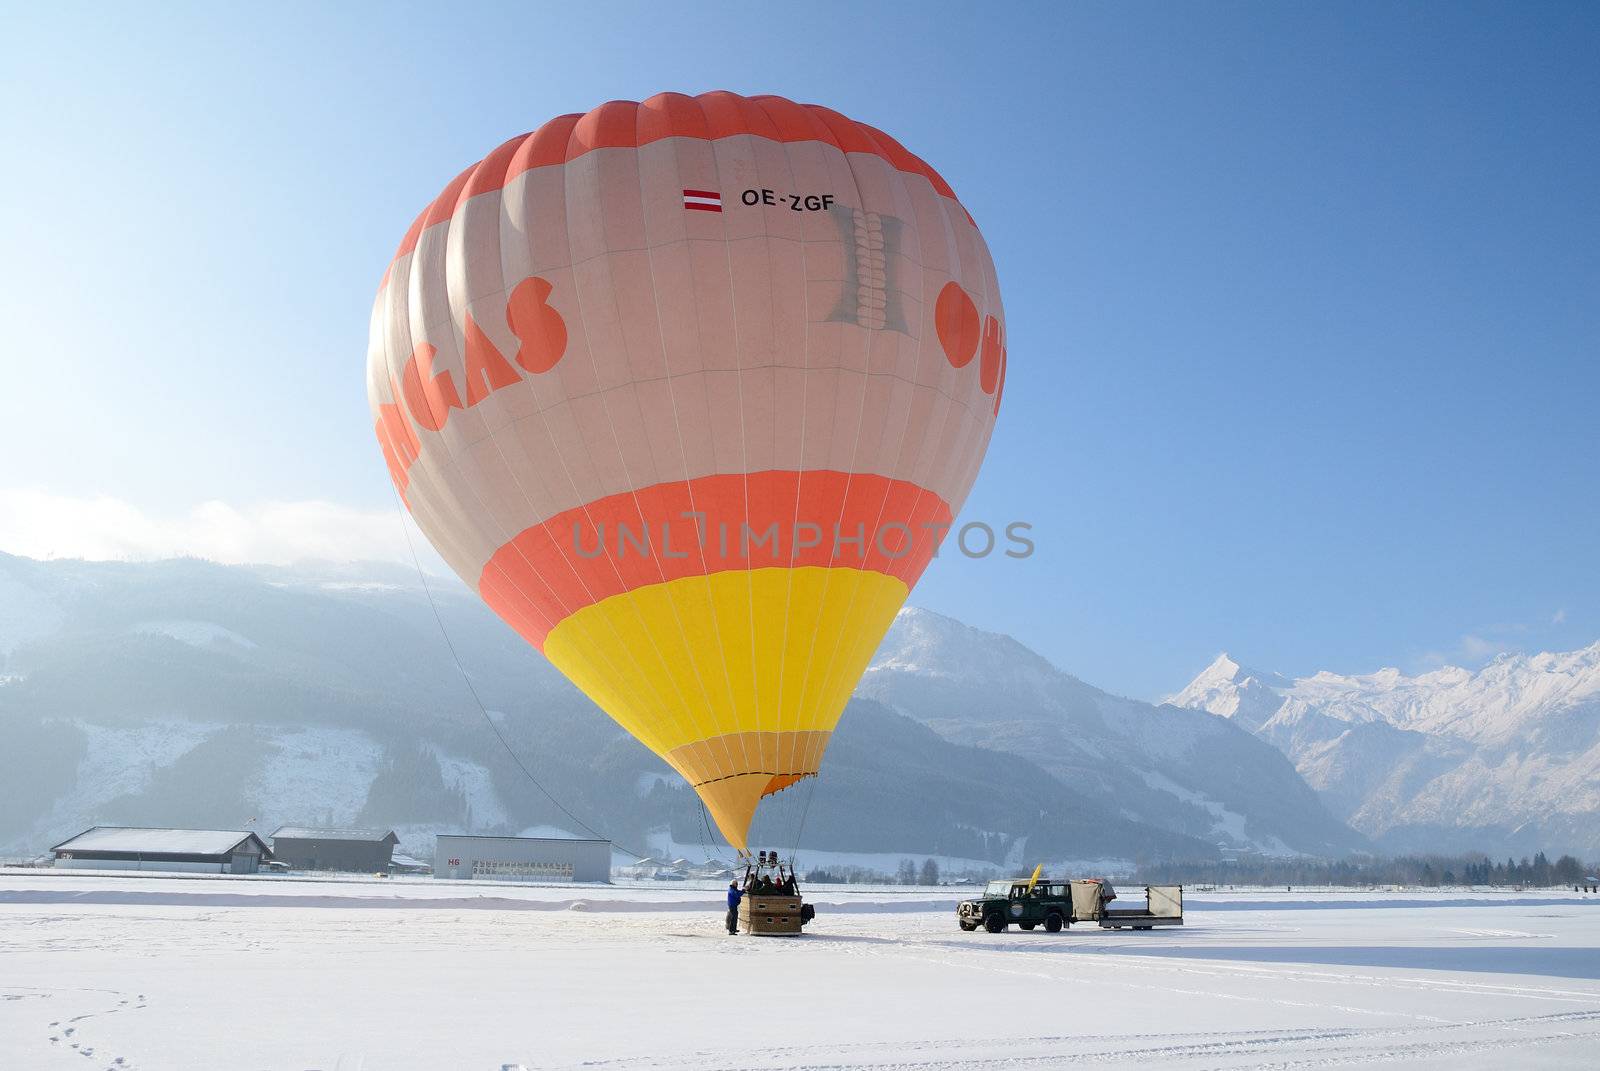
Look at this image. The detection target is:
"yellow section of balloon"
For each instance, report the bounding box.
[545,565,909,754]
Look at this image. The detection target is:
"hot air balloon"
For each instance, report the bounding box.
[366,92,1006,853]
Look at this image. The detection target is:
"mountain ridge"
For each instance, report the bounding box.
[862,608,1365,858]
[0,553,1357,865]
[1169,643,1600,856]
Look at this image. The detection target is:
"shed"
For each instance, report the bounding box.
[434,834,610,883]
[270,826,399,872]
[52,827,272,874]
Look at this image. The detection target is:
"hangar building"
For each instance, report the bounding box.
[52,827,273,874]
[270,826,399,872]
[434,834,610,883]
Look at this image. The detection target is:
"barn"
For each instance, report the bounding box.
[51,827,273,874]
[434,834,610,883]
[270,826,399,873]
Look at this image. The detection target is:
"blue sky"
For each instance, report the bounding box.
[2,1,1596,699]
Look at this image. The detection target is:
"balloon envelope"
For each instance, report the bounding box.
[366,92,1005,850]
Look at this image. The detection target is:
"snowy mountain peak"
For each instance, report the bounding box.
[1165,653,1288,729]
[871,606,1061,684]
[1201,652,1245,682]
[1168,639,1600,855]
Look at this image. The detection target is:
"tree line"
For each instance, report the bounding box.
[1136,850,1596,888]
[804,851,1599,888]
[806,858,946,885]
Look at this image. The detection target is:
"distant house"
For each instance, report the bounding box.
[269,826,399,872]
[52,827,272,874]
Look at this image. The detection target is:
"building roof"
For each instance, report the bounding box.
[270,826,398,844]
[52,827,271,857]
[434,833,610,844]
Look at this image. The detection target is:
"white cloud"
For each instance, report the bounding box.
[1552,608,1567,625]
[0,489,416,566]
[1417,631,1517,670]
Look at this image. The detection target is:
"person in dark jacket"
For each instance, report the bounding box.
[726,882,742,934]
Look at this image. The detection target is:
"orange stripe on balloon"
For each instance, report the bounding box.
[374,388,420,498]
[388,92,969,268]
[478,470,952,650]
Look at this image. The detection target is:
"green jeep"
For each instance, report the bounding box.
[957,879,1072,933]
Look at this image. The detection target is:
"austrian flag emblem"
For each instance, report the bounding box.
[682,188,722,213]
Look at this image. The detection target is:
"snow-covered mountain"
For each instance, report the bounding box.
[1169,646,1600,857]
[0,553,1238,866]
[0,552,1380,864]
[861,609,1365,858]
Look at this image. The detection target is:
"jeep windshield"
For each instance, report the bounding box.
[983,881,1014,897]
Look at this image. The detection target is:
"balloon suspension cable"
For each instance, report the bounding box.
[389,489,645,861]
[696,799,732,867]
[790,774,820,873]
[694,799,708,860]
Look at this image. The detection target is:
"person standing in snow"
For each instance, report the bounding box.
[726,882,742,934]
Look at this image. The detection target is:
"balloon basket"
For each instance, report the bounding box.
[736,851,814,936]
[738,894,806,936]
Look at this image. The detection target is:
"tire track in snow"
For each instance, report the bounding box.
[548,1009,1600,1069]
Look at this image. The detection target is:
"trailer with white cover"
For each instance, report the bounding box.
[1070,879,1184,929]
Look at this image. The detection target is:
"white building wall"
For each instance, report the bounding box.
[433,836,610,883]
[54,858,226,874]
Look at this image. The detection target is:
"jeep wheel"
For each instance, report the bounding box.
[1045,913,1064,933]
[983,913,1006,933]
[959,920,977,931]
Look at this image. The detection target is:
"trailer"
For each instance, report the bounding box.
[1071,880,1183,929]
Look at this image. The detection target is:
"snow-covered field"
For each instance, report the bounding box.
[2,872,1598,1069]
